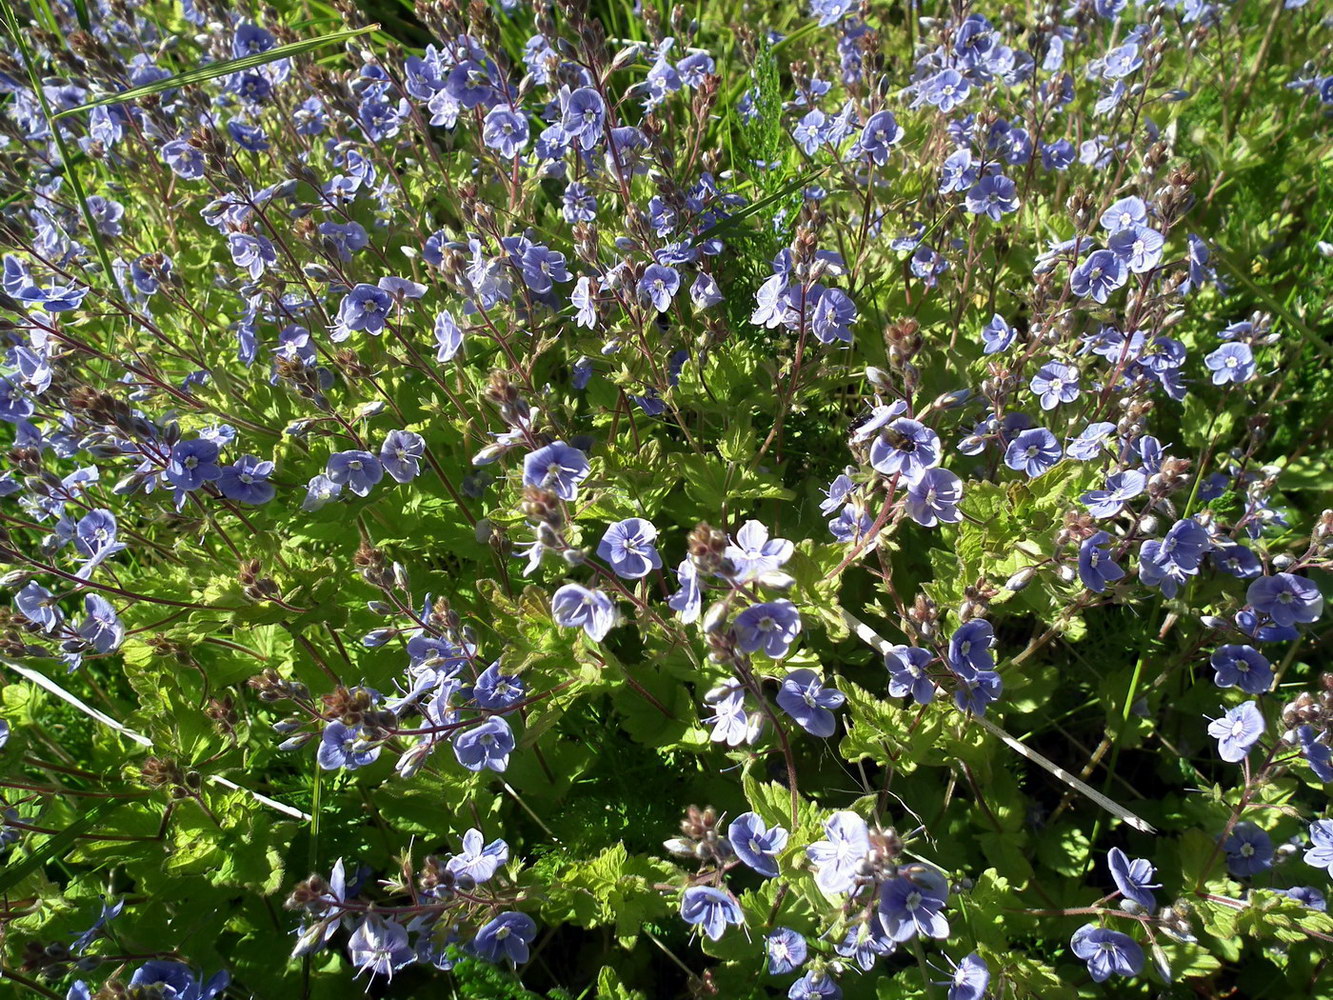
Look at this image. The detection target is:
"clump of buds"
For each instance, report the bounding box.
[247,668,310,704]
[885,318,922,367]
[239,559,281,601]
[664,805,734,865]
[688,522,733,577]
[520,486,563,530]
[138,756,185,790]
[905,592,939,642]
[284,873,335,915]
[354,540,393,589]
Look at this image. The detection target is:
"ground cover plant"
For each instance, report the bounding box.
[0,0,1331,996]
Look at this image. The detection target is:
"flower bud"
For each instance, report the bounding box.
[1004,567,1037,592]
[279,733,316,752]
[702,600,729,633]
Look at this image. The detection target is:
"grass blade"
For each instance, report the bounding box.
[0,799,124,895]
[700,167,826,243]
[53,24,380,120]
[840,610,1156,834]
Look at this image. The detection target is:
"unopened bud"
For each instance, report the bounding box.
[1004,567,1037,592]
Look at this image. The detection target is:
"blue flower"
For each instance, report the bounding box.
[856,110,901,164]
[1080,469,1146,518]
[1210,645,1272,694]
[703,686,753,746]
[1004,427,1062,477]
[166,439,221,492]
[318,721,381,771]
[522,442,590,501]
[74,509,127,574]
[638,263,680,313]
[878,866,950,942]
[561,87,605,150]
[335,284,393,337]
[1225,821,1274,876]
[1204,343,1255,385]
[820,473,856,516]
[1041,138,1075,170]
[833,921,894,971]
[733,600,803,659]
[806,811,870,894]
[858,409,941,483]
[1206,701,1265,763]
[810,286,857,344]
[301,473,343,511]
[952,663,1003,716]
[766,927,808,974]
[16,581,61,632]
[1107,847,1159,909]
[1071,249,1128,303]
[563,182,597,224]
[597,517,663,579]
[1102,41,1143,78]
[519,244,569,294]
[1078,531,1125,593]
[1070,925,1143,982]
[667,558,701,623]
[776,668,845,737]
[1108,225,1164,273]
[948,620,994,673]
[217,455,275,504]
[886,645,935,704]
[1296,726,1333,782]
[445,828,509,886]
[810,0,856,26]
[793,109,827,155]
[434,311,465,362]
[128,961,228,1000]
[568,278,600,331]
[453,716,515,773]
[161,140,205,179]
[1246,572,1323,627]
[78,594,123,653]
[965,174,1018,220]
[981,313,1017,354]
[348,916,413,979]
[318,221,368,260]
[379,430,424,484]
[326,450,384,497]
[680,886,743,941]
[728,811,788,878]
[788,971,842,1000]
[551,583,616,642]
[829,501,874,542]
[920,68,969,112]
[936,952,990,1000]
[690,272,723,310]
[1280,886,1326,911]
[482,106,529,158]
[472,662,525,711]
[724,520,794,582]
[471,912,536,965]
[1305,820,1333,876]
[1029,361,1081,410]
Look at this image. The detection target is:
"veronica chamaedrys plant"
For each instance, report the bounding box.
[0,0,1331,996]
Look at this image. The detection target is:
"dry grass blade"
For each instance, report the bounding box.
[840,610,1156,834]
